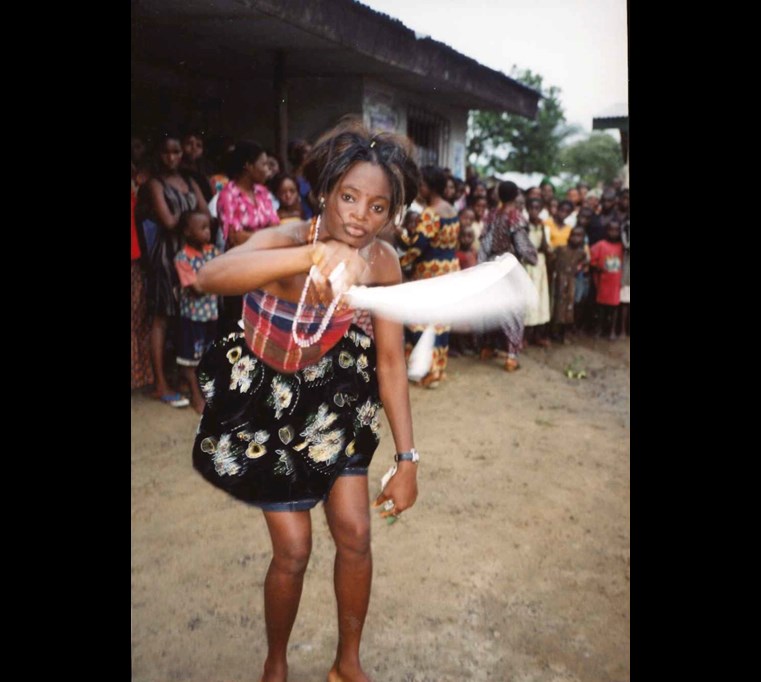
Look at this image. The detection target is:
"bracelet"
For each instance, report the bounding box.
[394,448,419,463]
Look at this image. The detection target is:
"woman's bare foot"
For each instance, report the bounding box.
[327,661,370,682]
[261,658,288,682]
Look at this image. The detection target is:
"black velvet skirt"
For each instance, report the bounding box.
[192,327,382,508]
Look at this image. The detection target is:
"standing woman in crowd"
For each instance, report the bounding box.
[216,140,280,332]
[192,119,420,682]
[523,197,552,347]
[288,139,316,219]
[180,130,214,202]
[139,132,209,406]
[398,165,460,388]
[271,172,305,224]
[478,181,537,372]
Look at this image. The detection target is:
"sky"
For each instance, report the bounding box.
[357,0,628,139]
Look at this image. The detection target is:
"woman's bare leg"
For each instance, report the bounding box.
[324,475,372,682]
[149,315,171,396]
[261,510,313,682]
[180,365,204,413]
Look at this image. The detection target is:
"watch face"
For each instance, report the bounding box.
[397,450,419,462]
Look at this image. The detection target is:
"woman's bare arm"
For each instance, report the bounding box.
[146,179,180,230]
[197,224,315,296]
[370,241,418,513]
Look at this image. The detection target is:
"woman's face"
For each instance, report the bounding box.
[444,178,456,201]
[322,161,392,249]
[473,198,487,221]
[246,152,271,184]
[569,227,585,249]
[277,178,299,209]
[267,156,280,177]
[418,178,430,202]
[182,135,203,162]
[159,139,182,172]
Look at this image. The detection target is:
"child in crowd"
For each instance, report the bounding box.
[271,173,304,223]
[550,226,588,343]
[546,199,574,247]
[589,219,624,340]
[173,210,221,412]
[457,207,476,251]
[574,207,595,331]
[470,196,488,251]
[456,223,477,271]
[450,224,478,356]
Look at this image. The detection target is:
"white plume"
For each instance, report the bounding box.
[344,253,538,333]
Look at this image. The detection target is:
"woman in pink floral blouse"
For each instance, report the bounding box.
[217,140,280,331]
[217,140,280,248]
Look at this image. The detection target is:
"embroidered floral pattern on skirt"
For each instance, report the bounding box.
[193,326,381,506]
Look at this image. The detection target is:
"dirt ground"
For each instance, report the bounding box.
[131,336,629,682]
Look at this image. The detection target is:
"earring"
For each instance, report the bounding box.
[319,196,326,211]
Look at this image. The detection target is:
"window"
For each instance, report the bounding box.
[407,106,450,168]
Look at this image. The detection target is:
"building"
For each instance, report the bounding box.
[593,108,629,188]
[131,0,540,178]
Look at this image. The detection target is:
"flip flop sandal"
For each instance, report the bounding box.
[504,358,520,372]
[159,392,190,408]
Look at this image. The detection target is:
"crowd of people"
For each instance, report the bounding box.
[131,127,630,408]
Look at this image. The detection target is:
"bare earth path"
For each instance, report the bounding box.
[131,337,629,682]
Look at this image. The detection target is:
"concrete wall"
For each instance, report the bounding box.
[362,76,469,178]
[131,61,468,176]
[286,76,364,149]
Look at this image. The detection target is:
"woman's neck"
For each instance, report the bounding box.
[236,175,255,192]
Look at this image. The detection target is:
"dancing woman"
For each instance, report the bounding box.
[192,119,421,682]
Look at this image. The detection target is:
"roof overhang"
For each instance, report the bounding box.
[592,116,629,133]
[132,0,540,118]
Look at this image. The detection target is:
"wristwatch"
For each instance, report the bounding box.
[394,448,420,463]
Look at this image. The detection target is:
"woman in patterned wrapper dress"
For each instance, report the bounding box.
[477,181,537,372]
[216,140,281,333]
[139,132,210,406]
[397,165,460,388]
[192,119,421,682]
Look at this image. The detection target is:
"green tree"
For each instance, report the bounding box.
[558,132,623,187]
[467,68,578,176]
